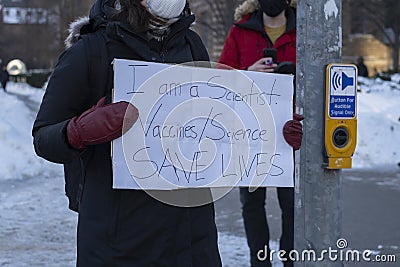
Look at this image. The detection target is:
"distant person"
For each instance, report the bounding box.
[356,56,369,77]
[0,64,9,92]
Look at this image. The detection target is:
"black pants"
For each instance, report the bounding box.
[240,187,294,267]
[1,81,6,91]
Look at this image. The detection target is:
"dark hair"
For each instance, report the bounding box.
[182,2,191,17]
[119,0,150,32]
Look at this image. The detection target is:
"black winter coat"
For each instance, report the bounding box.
[33,14,222,267]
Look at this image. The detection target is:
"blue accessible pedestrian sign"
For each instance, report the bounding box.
[327,64,358,119]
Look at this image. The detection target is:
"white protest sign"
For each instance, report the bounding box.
[112,59,294,190]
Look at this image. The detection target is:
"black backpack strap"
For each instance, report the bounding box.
[66,29,109,212]
[82,29,110,104]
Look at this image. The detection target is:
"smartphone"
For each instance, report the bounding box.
[263,48,277,64]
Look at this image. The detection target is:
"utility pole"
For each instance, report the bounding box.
[295,0,344,266]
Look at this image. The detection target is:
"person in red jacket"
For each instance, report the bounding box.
[219,1,300,267]
[219,0,296,71]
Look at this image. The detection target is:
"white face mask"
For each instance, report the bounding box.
[146,0,186,19]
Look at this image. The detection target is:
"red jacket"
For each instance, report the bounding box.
[219,8,296,70]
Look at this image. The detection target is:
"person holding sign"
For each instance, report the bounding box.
[219,0,302,266]
[32,0,221,266]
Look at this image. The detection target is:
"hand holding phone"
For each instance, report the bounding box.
[247,48,278,72]
[263,48,277,65]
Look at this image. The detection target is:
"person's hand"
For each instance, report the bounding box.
[67,97,139,149]
[283,114,304,151]
[247,57,277,72]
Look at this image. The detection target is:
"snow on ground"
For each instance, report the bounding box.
[0,176,77,267]
[0,83,61,181]
[218,235,285,267]
[353,76,400,168]
[0,76,399,266]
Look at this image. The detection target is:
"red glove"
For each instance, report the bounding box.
[283,114,304,151]
[67,97,139,149]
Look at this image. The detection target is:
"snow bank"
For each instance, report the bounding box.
[353,77,400,168]
[218,233,284,267]
[0,83,61,181]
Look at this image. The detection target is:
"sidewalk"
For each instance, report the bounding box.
[342,168,400,267]
[0,168,398,266]
[214,168,400,266]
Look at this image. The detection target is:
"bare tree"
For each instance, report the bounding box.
[195,0,239,36]
[352,0,400,72]
[191,0,242,60]
[58,0,92,46]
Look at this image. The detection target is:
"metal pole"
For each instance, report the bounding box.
[295,0,343,266]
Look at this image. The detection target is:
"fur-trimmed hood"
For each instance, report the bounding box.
[234,0,297,21]
[64,0,113,49]
[65,17,90,49]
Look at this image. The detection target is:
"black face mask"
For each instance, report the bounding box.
[258,0,289,17]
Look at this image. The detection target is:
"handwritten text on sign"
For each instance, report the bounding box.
[112,59,294,189]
